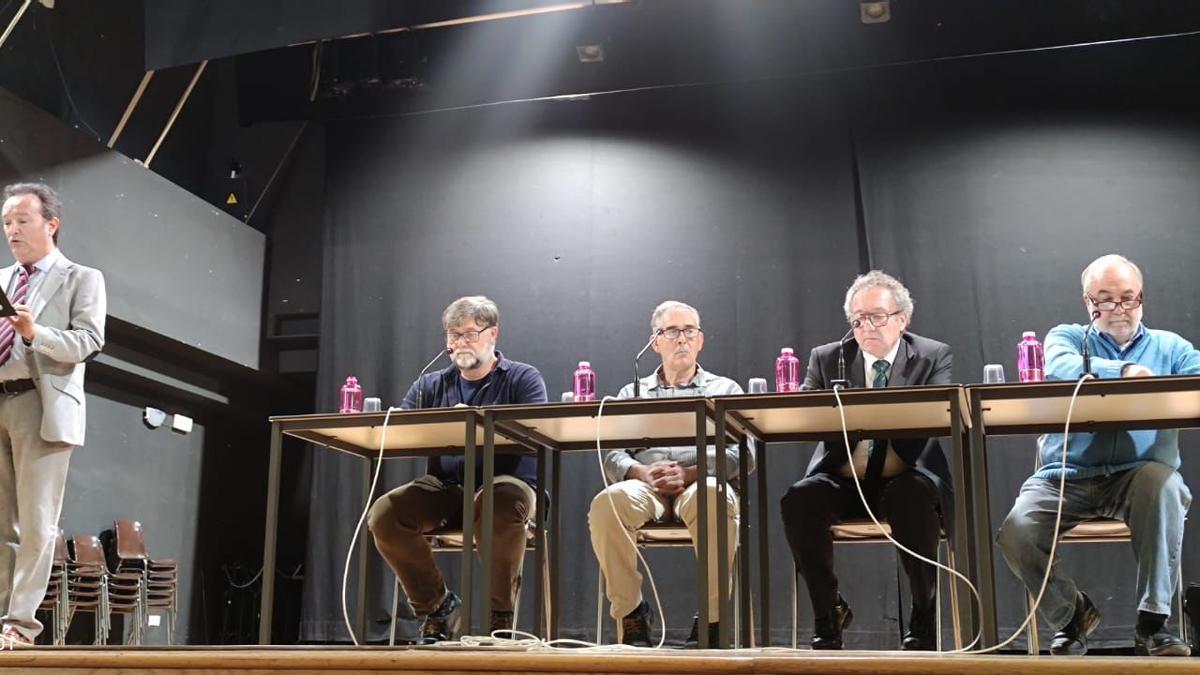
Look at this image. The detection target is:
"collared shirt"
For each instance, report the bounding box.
[0,248,64,382]
[602,364,750,484]
[842,338,907,478]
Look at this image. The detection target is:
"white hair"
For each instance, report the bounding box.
[650,300,700,333]
[843,270,914,321]
[1080,254,1143,293]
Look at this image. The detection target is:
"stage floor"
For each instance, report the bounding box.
[0,646,1194,675]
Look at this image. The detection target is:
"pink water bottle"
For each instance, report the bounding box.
[775,348,800,392]
[339,376,364,413]
[573,361,596,402]
[1017,332,1045,382]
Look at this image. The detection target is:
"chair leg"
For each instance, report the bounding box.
[947,546,962,650]
[1025,592,1039,655]
[596,571,605,644]
[1176,565,1188,644]
[935,542,942,652]
[389,576,399,646]
[791,560,798,650]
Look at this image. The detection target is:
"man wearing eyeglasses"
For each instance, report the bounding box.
[367,296,547,643]
[588,300,746,648]
[780,270,953,651]
[997,254,1198,657]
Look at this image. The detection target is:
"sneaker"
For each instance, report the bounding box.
[420,590,462,644]
[489,610,515,636]
[812,595,854,650]
[683,614,724,649]
[1049,592,1100,656]
[1134,611,1190,657]
[619,600,654,647]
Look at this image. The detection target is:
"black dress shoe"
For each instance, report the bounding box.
[1049,591,1100,656]
[812,595,854,650]
[901,605,937,651]
[1134,611,1191,657]
[419,590,462,644]
[620,600,655,647]
[683,614,725,649]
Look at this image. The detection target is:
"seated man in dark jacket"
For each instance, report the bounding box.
[780,271,953,651]
[368,296,546,642]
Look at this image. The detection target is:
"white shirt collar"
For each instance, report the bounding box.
[863,338,902,388]
[18,247,61,275]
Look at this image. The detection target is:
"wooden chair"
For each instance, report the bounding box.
[112,520,180,644]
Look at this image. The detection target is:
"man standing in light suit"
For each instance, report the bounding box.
[0,182,105,647]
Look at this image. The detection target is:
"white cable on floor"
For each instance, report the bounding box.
[341,405,401,646]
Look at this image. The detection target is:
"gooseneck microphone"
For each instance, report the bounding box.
[414,347,451,409]
[632,331,662,399]
[831,322,860,390]
[1081,310,1101,378]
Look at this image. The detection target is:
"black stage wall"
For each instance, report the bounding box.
[300,35,1200,648]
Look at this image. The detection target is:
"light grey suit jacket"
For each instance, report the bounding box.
[0,253,106,446]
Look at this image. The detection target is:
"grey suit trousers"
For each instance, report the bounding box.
[0,389,72,640]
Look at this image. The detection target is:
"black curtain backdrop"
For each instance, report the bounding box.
[301,35,1200,648]
[301,77,868,644]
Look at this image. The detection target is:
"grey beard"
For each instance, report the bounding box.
[453,351,481,371]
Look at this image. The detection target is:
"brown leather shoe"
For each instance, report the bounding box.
[1,626,33,649]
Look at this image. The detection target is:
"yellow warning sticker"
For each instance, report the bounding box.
[226,193,239,205]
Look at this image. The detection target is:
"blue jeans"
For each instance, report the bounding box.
[996,462,1191,630]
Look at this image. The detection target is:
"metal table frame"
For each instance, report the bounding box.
[965,374,1200,647]
[712,385,975,648]
[486,396,736,647]
[259,408,540,644]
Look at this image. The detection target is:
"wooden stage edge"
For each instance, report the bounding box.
[0,646,1193,675]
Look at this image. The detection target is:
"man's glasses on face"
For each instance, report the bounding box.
[445,327,492,345]
[657,327,702,341]
[1087,294,1143,312]
[850,310,903,328]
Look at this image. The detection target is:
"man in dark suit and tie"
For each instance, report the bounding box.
[780,270,952,651]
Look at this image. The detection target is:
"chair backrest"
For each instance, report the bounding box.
[114,519,149,562]
[53,528,68,564]
[71,535,109,570]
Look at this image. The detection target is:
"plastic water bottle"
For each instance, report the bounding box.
[339,376,364,413]
[1017,332,1045,382]
[775,348,800,392]
[573,361,596,402]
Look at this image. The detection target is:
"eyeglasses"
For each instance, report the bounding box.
[850,311,903,328]
[1087,294,1143,312]
[445,327,492,344]
[656,327,703,341]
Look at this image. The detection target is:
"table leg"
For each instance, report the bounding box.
[258,422,283,645]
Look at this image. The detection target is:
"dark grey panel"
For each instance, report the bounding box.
[61,394,205,644]
[0,86,265,368]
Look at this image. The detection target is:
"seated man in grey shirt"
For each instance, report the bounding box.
[587,300,748,649]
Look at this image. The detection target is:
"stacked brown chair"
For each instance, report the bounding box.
[112,520,180,644]
[70,535,145,644]
[35,529,70,645]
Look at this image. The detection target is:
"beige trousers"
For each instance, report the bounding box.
[588,477,739,620]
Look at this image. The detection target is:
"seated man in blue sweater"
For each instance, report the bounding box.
[997,254,1198,657]
[367,296,547,642]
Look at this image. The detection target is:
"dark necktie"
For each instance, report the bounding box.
[0,265,34,367]
[865,359,892,489]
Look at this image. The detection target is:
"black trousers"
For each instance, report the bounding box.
[780,469,942,619]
